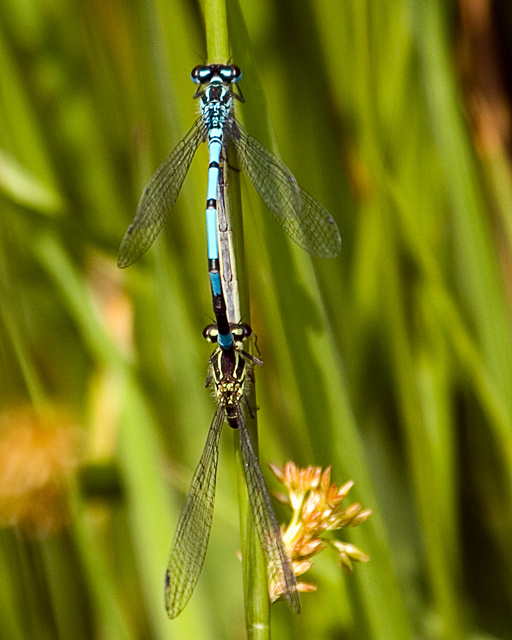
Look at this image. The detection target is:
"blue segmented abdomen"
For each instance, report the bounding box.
[209,271,222,297]
[205,127,224,263]
[206,128,223,201]
[204,115,234,349]
[206,205,219,262]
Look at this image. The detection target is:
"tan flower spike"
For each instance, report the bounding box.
[268,461,371,603]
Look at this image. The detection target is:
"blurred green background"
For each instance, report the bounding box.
[1,0,512,638]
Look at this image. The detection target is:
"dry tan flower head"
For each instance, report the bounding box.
[268,461,371,604]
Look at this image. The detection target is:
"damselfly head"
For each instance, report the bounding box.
[191,64,242,85]
[203,322,252,344]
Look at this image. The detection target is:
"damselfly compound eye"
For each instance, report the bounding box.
[232,323,252,341]
[203,324,218,342]
[191,65,211,84]
[229,65,242,83]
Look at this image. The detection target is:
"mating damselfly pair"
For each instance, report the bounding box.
[118,64,341,617]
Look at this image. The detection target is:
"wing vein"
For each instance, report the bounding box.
[165,406,225,618]
[237,415,301,613]
[118,117,207,267]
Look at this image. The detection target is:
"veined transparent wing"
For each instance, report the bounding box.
[227,118,340,259]
[237,415,301,614]
[165,405,224,619]
[118,117,207,268]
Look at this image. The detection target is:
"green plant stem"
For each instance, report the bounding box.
[223,169,270,639]
[204,0,229,63]
[204,2,271,637]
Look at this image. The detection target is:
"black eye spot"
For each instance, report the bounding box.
[230,65,242,83]
[191,65,211,84]
[234,323,252,340]
[191,66,201,82]
[203,324,218,342]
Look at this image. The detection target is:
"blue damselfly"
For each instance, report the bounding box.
[118,65,341,344]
